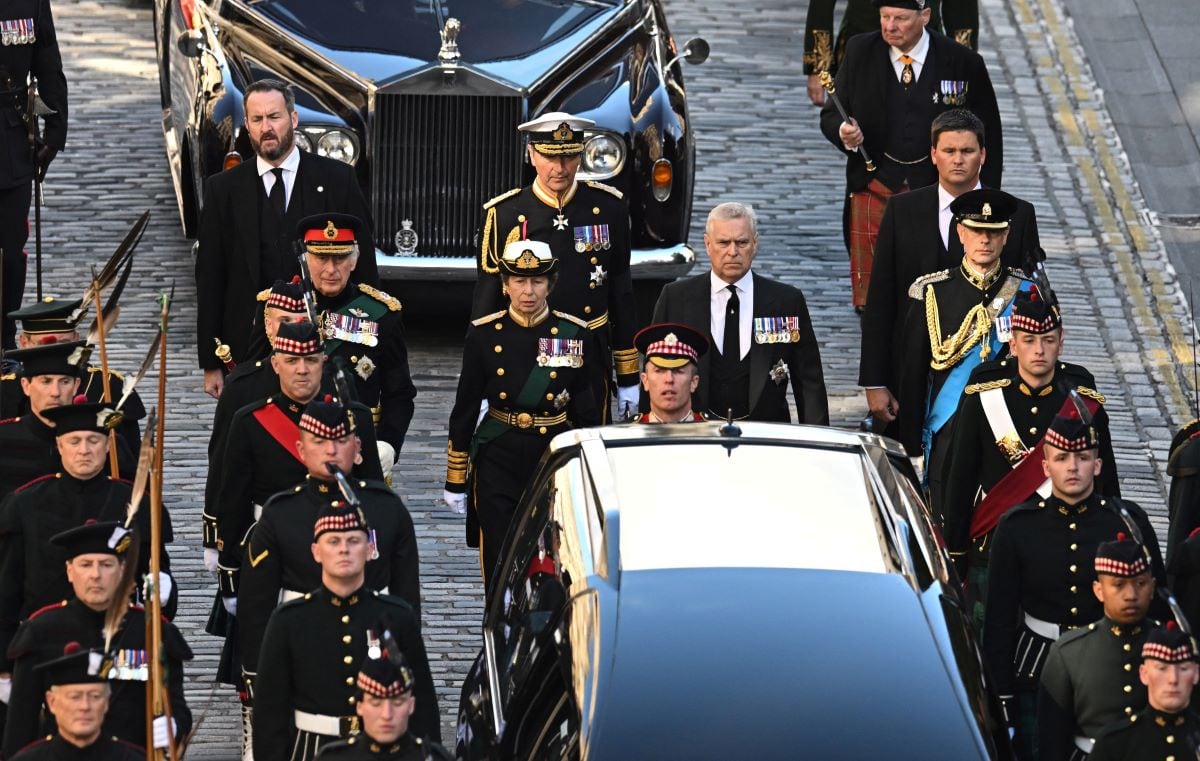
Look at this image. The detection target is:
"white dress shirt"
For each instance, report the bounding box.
[257,146,301,211]
[938,180,981,250]
[889,29,929,82]
[710,270,754,360]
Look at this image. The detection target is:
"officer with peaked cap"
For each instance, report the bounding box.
[471,111,638,423]
[239,394,420,704]
[314,653,451,761]
[634,323,708,423]
[446,239,600,587]
[253,502,439,761]
[983,412,1165,759]
[3,520,191,757]
[1089,621,1200,760]
[1037,533,1156,760]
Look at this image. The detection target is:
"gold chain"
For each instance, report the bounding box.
[925,285,993,371]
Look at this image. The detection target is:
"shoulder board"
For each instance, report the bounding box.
[357,283,402,312]
[907,269,951,300]
[471,310,506,327]
[13,473,59,493]
[552,310,589,329]
[27,600,69,621]
[1075,386,1106,405]
[964,378,1011,395]
[89,366,125,380]
[483,187,522,209]
[585,181,624,199]
[0,373,14,381]
[1056,623,1097,647]
[256,287,272,303]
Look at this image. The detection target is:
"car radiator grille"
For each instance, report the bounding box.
[370,93,524,258]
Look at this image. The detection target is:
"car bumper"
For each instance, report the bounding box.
[374,243,696,282]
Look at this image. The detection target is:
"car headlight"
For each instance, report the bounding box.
[296,126,359,165]
[578,132,625,180]
[294,131,313,153]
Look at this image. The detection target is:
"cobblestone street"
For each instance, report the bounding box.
[31,0,1198,755]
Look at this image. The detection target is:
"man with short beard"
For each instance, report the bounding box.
[195,78,379,398]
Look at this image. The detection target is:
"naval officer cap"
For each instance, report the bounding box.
[951,188,1018,231]
[634,323,709,369]
[498,239,558,277]
[518,111,595,157]
[9,340,92,378]
[8,296,86,336]
[297,213,364,257]
[41,395,123,435]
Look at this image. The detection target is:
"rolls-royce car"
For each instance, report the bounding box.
[153,0,706,286]
[455,422,1015,760]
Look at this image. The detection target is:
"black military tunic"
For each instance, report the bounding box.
[238,477,420,680]
[471,182,638,416]
[203,359,280,527]
[1167,422,1200,566]
[0,472,174,666]
[316,734,450,761]
[0,368,144,456]
[445,308,600,582]
[3,599,192,758]
[0,415,133,497]
[315,283,415,454]
[1037,617,1152,760]
[10,734,144,761]
[253,587,440,761]
[1089,706,1200,761]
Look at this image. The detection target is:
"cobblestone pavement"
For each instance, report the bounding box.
[34,0,1195,755]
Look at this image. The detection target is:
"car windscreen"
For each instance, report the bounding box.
[607,443,893,573]
[248,0,617,60]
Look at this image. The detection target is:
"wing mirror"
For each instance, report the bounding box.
[177,29,206,59]
[666,37,710,70]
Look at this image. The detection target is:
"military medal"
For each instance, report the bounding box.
[553,389,571,410]
[769,359,789,385]
[537,338,584,368]
[753,317,801,344]
[940,80,968,106]
[554,212,569,231]
[323,312,380,347]
[369,528,380,560]
[590,265,607,287]
[367,630,382,660]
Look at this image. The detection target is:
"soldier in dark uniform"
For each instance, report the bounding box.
[898,189,1027,508]
[0,0,67,350]
[940,289,1117,625]
[4,520,191,757]
[300,213,415,458]
[633,323,707,424]
[9,646,143,761]
[983,413,1166,760]
[1089,621,1200,761]
[0,399,174,671]
[471,112,639,422]
[314,653,450,761]
[253,502,439,761]
[239,394,419,701]
[445,239,600,586]
[1037,534,1156,760]
[1166,420,1200,572]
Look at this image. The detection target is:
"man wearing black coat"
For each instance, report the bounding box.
[195,78,378,398]
[652,202,828,424]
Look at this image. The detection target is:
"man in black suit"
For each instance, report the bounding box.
[652,203,829,424]
[819,0,1001,310]
[859,109,1039,447]
[194,78,378,398]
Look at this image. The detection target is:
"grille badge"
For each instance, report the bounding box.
[394,219,419,256]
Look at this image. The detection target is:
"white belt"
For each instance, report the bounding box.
[253,503,264,521]
[1075,736,1094,753]
[279,586,387,605]
[293,710,355,737]
[1024,613,1062,641]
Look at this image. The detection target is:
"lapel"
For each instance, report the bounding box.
[233,161,263,285]
[690,274,714,405]
[747,273,774,414]
[293,150,325,215]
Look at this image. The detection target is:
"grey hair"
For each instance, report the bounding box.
[706,202,758,237]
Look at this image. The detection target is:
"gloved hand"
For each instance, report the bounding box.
[616,385,639,421]
[0,675,11,705]
[443,490,467,515]
[223,596,238,616]
[476,399,490,429]
[203,547,219,575]
[141,573,174,606]
[152,716,176,749]
[34,144,57,182]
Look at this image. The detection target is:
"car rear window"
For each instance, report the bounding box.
[607,443,891,573]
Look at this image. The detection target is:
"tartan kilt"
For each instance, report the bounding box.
[847,179,900,306]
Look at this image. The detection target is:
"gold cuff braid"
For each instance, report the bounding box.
[613,347,640,376]
[446,440,469,485]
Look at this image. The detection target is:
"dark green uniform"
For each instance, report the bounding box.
[1037,618,1152,760]
[1089,706,1200,761]
[316,734,450,761]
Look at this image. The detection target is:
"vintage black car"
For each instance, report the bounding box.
[455,423,1015,760]
[153,0,706,290]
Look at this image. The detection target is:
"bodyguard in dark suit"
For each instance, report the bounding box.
[195,79,377,398]
[860,110,1039,440]
[652,203,828,424]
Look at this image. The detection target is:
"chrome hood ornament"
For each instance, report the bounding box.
[438,18,461,66]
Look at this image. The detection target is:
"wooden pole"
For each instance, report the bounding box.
[89,276,119,478]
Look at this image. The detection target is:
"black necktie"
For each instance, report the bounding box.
[724,284,740,359]
[268,167,286,217]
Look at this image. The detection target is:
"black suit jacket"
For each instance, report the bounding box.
[819,30,1002,193]
[652,272,829,424]
[194,151,378,369]
[858,184,1040,389]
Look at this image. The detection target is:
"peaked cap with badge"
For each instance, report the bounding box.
[298,213,364,257]
[635,323,708,369]
[518,112,594,157]
[497,239,557,278]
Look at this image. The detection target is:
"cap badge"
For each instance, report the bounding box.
[553,123,573,141]
[323,221,339,240]
[982,202,992,218]
[516,249,540,270]
[664,333,678,345]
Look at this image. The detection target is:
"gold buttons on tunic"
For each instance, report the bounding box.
[589,282,596,290]
[1124,644,1132,652]
[1070,607,1078,616]
[497,368,505,376]
[590,257,598,265]
[499,392,508,400]
[539,427,547,434]
[1123,685,1132,693]
[584,306,592,314]
[495,323,502,330]
[346,677,354,686]
[1070,565,1077,573]
[1069,523,1077,530]
[546,393,554,400]
[518,214,526,222]
[549,371,557,379]
[593,207,600,215]
[1070,543,1078,551]
[1124,664,1132,671]
[348,696,356,705]
[1070,586,1078,593]
[551,327,558,335]
[1029,427,1037,435]
[1031,407,1038,414]
[341,615,350,624]
[342,635,352,644]
[343,655,353,664]
[494,345,502,353]
[1167,735,1175,744]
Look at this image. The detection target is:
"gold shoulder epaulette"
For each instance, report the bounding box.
[907,269,951,300]
[256,287,271,302]
[471,310,506,327]
[483,187,522,210]
[585,181,624,200]
[357,283,402,312]
[1076,386,1107,405]
[0,373,14,382]
[965,378,1011,395]
[552,310,589,328]
[88,366,125,380]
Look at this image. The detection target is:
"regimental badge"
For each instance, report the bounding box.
[0,19,36,45]
[536,337,584,368]
[573,224,611,253]
[355,355,376,380]
[553,389,571,411]
[769,359,789,385]
[367,629,382,660]
[323,312,380,347]
[994,431,1026,463]
[394,219,419,256]
[349,307,369,318]
[939,80,969,106]
[752,316,802,344]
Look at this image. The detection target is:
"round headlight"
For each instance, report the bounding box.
[317,129,358,164]
[582,133,625,179]
[294,131,313,153]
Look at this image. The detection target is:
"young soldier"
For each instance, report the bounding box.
[634,323,708,424]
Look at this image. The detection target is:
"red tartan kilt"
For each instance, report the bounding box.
[847,179,902,306]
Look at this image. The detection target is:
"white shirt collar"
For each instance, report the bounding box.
[710,269,754,296]
[256,145,301,177]
[890,29,929,65]
[937,180,982,212]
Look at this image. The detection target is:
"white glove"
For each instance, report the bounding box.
[475,399,490,429]
[616,385,639,421]
[152,716,177,749]
[203,548,219,575]
[0,675,11,705]
[377,440,396,471]
[141,573,174,606]
[443,490,467,515]
[223,596,238,616]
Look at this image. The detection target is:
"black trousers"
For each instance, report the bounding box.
[471,431,554,588]
[0,182,31,349]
